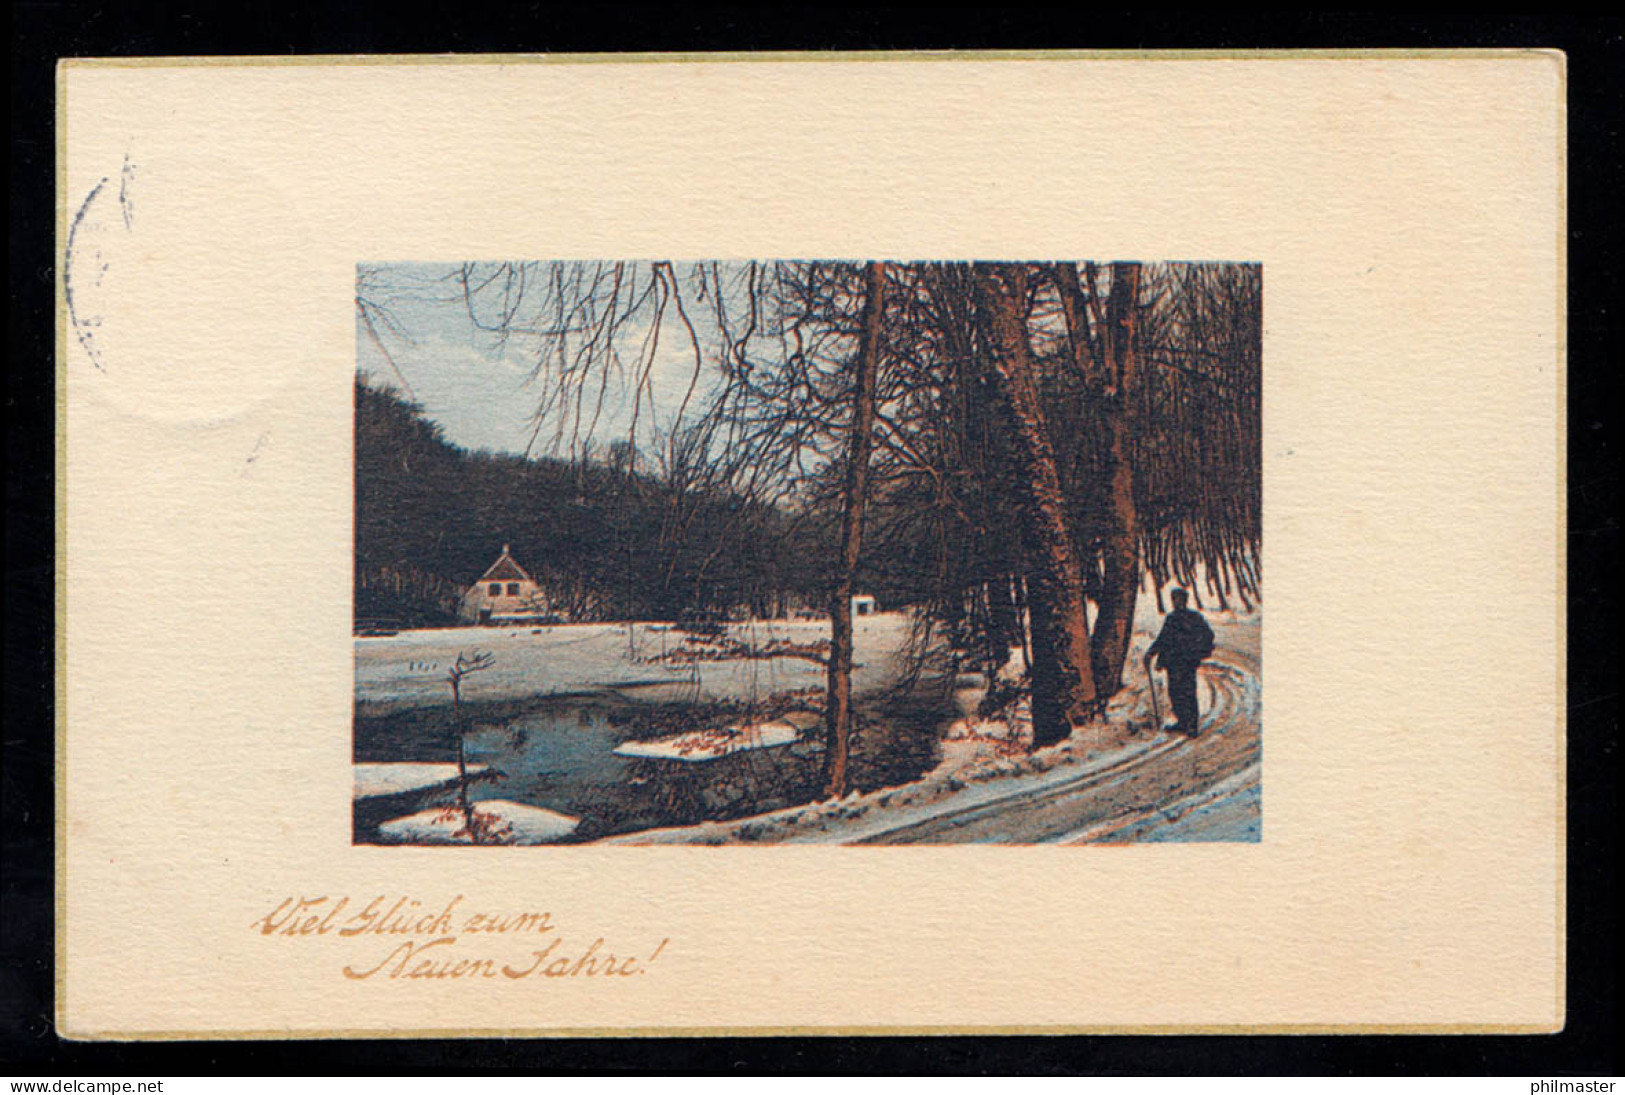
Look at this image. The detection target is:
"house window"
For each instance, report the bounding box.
[489,583,501,596]
[507,583,519,596]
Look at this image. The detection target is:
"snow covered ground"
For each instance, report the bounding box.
[354,587,1261,845]
[354,614,915,710]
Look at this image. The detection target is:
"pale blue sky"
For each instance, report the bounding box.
[355,262,733,458]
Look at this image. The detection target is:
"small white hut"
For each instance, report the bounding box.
[787,595,877,621]
[459,545,551,625]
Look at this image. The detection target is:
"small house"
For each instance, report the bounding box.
[459,545,552,625]
[851,594,878,617]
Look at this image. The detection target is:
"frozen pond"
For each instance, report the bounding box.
[354,693,942,842]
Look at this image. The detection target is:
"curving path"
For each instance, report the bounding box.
[855,620,1262,844]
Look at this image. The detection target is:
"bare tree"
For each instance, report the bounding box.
[1133,263,1262,613]
[446,650,496,835]
[1053,260,1144,692]
[971,262,1098,746]
[823,261,887,797]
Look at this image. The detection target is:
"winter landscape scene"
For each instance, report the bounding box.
[353,260,1262,845]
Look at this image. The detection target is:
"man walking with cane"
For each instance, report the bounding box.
[1145,588,1215,737]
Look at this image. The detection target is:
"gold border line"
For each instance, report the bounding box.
[1553,49,1569,1035]
[54,55,71,1041]
[62,1021,1565,1042]
[54,47,1563,70]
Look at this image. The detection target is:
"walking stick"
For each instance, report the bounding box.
[1144,651,1161,728]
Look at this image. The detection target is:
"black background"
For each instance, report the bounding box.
[6,7,1619,1076]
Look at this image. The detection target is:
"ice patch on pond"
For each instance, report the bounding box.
[353,762,489,801]
[614,720,801,762]
[375,800,580,844]
[603,611,1261,845]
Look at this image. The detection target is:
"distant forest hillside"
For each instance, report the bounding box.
[355,378,917,628]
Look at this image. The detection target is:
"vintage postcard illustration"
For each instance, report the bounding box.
[351,260,1262,847]
[57,54,1562,1037]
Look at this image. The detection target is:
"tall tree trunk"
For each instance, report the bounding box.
[972,263,1097,747]
[1014,575,1034,684]
[824,261,887,797]
[985,576,1018,674]
[1057,261,1144,693]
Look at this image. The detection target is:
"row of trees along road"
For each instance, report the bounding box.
[357,260,1261,795]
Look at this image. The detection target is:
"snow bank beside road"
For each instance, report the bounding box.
[600,721,1164,845]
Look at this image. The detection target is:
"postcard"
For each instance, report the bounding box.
[57,52,1564,1037]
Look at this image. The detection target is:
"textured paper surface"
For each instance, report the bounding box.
[58,53,1564,1037]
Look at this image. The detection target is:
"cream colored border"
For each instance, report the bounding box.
[56,49,1566,1039]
